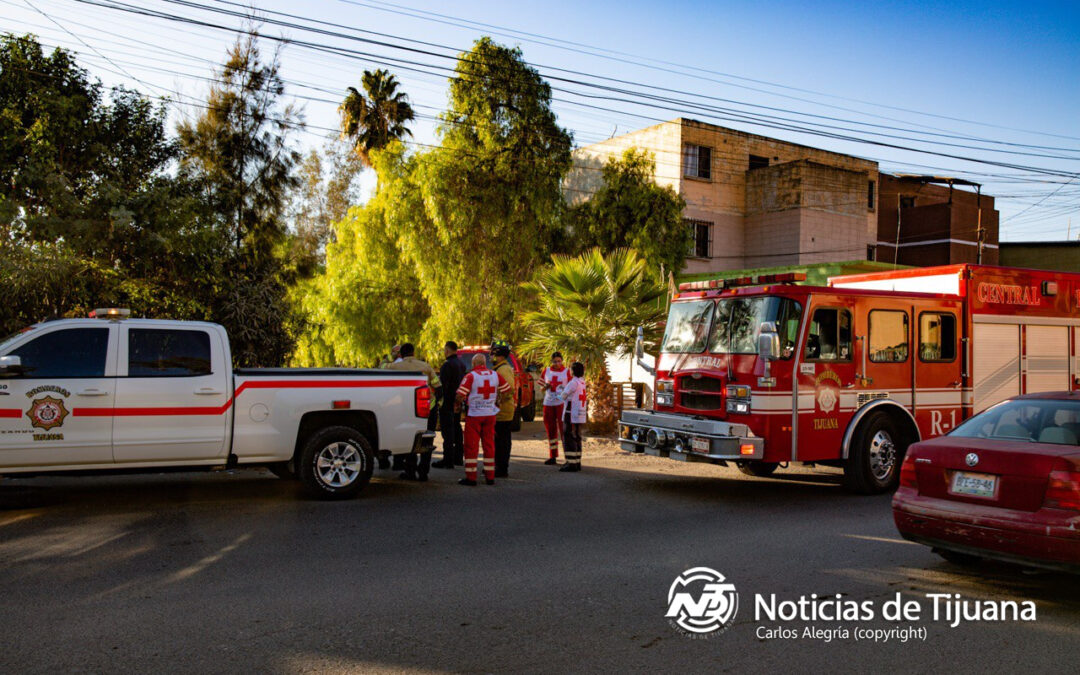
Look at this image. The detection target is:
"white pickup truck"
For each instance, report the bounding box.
[0,310,435,499]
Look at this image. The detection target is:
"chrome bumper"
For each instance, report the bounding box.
[618,409,763,462]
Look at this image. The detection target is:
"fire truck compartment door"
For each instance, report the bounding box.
[973,323,1019,413]
[1024,325,1069,395]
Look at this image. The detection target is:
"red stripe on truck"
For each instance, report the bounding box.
[71,378,427,418]
[0,409,21,418]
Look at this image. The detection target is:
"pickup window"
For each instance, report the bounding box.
[128,329,212,376]
[9,327,109,378]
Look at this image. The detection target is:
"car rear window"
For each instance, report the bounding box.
[951,399,1080,445]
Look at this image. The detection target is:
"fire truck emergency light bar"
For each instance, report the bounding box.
[677,272,806,292]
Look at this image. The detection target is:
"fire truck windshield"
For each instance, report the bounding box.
[660,301,714,353]
[710,297,802,358]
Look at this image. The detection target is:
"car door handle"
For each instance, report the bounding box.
[194,388,224,395]
[77,388,109,396]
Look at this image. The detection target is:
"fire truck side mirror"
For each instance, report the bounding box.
[0,355,22,376]
[635,326,645,360]
[758,322,780,361]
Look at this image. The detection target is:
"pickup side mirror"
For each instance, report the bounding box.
[0,355,22,376]
[526,364,540,374]
[634,326,645,360]
[757,322,780,362]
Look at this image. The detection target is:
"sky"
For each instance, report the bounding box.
[4,0,1080,241]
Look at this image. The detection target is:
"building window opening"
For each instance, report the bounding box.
[683,144,712,180]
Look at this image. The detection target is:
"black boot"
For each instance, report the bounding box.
[431,459,454,469]
[543,458,557,465]
[458,478,477,486]
[485,477,495,485]
[559,463,581,472]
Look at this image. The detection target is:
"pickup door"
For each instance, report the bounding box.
[111,325,231,462]
[0,324,117,467]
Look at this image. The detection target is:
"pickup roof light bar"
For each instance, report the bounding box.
[677,273,806,293]
[89,308,131,319]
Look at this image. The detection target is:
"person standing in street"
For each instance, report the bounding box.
[387,343,440,481]
[491,340,516,478]
[455,353,510,486]
[433,341,466,469]
[539,352,569,465]
[558,361,586,472]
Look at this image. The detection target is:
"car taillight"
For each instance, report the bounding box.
[899,455,918,490]
[1044,470,1080,511]
[415,385,431,418]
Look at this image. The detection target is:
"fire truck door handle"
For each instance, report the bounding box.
[76,388,108,396]
[948,381,961,388]
[843,382,857,389]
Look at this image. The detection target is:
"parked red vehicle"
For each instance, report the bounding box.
[893,392,1080,573]
[456,345,536,430]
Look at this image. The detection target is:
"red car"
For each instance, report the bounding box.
[893,392,1080,573]
[456,346,536,430]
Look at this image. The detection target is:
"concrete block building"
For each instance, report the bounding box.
[569,118,998,275]
[568,118,880,274]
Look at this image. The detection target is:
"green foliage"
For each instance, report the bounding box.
[289,138,364,277]
[0,34,221,334]
[567,148,688,274]
[339,69,415,166]
[292,143,428,367]
[295,38,573,364]
[397,37,572,346]
[518,247,668,432]
[177,34,302,366]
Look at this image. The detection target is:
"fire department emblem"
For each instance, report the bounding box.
[27,396,69,431]
[814,371,842,414]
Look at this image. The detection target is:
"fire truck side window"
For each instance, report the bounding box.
[869,310,910,363]
[918,312,957,362]
[804,308,852,362]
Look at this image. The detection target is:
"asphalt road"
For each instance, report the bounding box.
[1,421,1078,674]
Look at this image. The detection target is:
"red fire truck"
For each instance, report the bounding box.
[620,264,1080,494]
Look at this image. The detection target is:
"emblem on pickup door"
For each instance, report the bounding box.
[27,395,69,431]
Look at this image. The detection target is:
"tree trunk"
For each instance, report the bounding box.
[586,361,618,435]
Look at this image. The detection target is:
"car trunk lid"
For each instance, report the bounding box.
[912,438,1078,512]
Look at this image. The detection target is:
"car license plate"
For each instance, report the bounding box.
[951,471,997,498]
[691,437,711,454]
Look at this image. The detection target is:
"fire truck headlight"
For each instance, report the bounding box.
[645,428,668,449]
[726,384,751,400]
[726,400,750,414]
[656,379,674,393]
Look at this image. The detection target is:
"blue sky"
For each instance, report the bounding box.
[5,0,1079,240]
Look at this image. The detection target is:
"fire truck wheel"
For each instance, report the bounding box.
[736,461,780,477]
[297,426,374,500]
[844,410,905,494]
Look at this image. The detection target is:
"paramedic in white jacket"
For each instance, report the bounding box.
[557,361,587,472]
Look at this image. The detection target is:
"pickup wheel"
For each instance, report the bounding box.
[844,410,905,494]
[510,405,522,432]
[297,426,374,499]
[736,461,779,477]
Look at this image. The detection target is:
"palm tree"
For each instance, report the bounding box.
[338,69,415,166]
[519,248,668,433]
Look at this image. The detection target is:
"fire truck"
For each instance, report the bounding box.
[619,264,1080,494]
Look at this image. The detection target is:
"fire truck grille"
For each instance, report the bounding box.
[678,376,725,411]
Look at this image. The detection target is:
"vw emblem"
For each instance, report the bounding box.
[965,452,979,467]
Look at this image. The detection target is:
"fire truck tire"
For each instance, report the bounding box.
[844,410,905,494]
[297,426,374,500]
[736,461,780,477]
[521,399,536,422]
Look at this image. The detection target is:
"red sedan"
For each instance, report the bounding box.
[893,392,1080,573]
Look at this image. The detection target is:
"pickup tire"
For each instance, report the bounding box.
[510,406,522,432]
[297,426,374,499]
[844,410,904,494]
